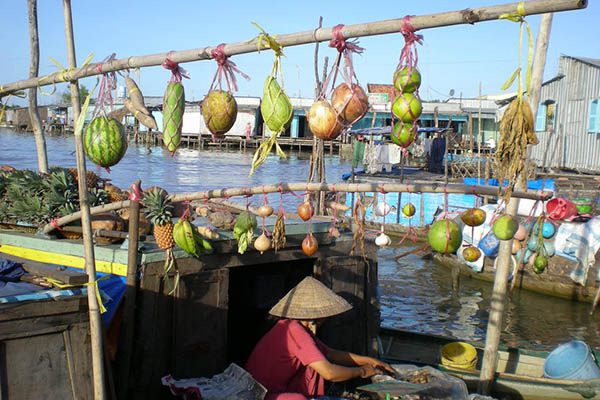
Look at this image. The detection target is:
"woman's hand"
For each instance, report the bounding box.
[361,357,395,376]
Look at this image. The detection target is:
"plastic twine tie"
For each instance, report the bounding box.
[51,218,64,232]
[38,53,94,96]
[129,184,142,203]
[399,16,423,70]
[92,53,120,119]
[499,2,532,98]
[161,51,190,83]
[209,43,250,93]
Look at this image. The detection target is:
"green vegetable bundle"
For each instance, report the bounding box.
[162,82,185,155]
[233,211,257,254]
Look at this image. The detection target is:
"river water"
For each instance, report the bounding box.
[2,129,599,352]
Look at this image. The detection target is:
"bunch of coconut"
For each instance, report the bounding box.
[308,82,368,141]
[391,66,422,148]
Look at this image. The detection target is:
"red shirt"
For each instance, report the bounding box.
[246,319,329,396]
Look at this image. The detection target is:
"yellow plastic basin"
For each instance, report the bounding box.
[440,342,478,370]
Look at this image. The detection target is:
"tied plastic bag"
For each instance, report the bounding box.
[162,363,267,400]
[369,364,469,400]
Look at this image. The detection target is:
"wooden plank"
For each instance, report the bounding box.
[172,269,229,378]
[0,295,85,322]
[1,253,87,285]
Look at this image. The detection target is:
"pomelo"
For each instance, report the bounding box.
[492,215,519,240]
[428,219,462,254]
[393,66,421,93]
[392,93,422,123]
[391,122,416,148]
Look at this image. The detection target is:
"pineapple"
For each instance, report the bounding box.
[68,168,101,189]
[141,187,174,250]
[104,183,129,203]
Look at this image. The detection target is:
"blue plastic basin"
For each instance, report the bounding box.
[544,341,600,380]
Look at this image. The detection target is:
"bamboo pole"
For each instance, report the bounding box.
[117,181,140,398]
[27,0,48,173]
[479,12,554,395]
[62,1,106,399]
[0,0,586,96]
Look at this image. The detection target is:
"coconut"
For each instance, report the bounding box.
[202,90,238,136]
[392,93,422,123]
[261,77,293,133]
[391,122,416,148]
[428,220,462,254]
[393,66,421,93]
[307,101,344,140]
[331,83,368,124]
[460,208,486,227]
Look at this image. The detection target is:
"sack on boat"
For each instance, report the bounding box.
[161,363,266,400]
[370,364,469,400]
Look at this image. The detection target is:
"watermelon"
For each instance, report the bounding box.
[163,82,185,154]
[83,116,127,168]
[202,90,237,136]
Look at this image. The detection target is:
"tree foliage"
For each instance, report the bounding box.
[59,85,94,106]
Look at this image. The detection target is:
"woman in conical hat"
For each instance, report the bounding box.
[246,276,394,400]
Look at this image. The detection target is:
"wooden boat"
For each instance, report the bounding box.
[433,252,600,303]
[378,327,600,400]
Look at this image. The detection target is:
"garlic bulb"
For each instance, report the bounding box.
[375,233,392,248]
[373,201,391,217]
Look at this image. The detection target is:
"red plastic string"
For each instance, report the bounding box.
[399,16,423,69]
[93,53,118,119]
[161,51,190,83]
[209,43,250,93]
[129,184,142,203]
[51,218,64,232]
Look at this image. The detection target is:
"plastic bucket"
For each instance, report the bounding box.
[571,198,594,214]
[546,198,578,221]
[441,342,478,370]
[544,341,600,380]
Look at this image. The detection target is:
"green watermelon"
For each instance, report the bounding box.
[261,77,293,133]
[202,90,237,136]
[391,121,416,147]
[163,82,185,154]
[83,116,127,168]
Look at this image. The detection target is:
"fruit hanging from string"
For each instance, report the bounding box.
[374,187,392,248]
[272,189,287,252]
[300,190,318,256]
[123,75,158,130]
[308,24,368,141]
[254,189,273,254]
[83,53,128,171]
[202,44,250,139]
[391,17,423,157]
[161,51,190,156]
[249,24,293,176]
[427,186,462,254]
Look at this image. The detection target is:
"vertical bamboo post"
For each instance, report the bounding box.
[62,1,107,398]
[117,180,141,398]
[478,81,482,182]
[27,0,48,173]
[479,13,554,395]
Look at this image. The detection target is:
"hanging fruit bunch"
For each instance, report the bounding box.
[202,44,250,139]
[161,52,190,156]
[254,193,274,254]
[373,188,392,248]
[173,206,213,258]
[272,190,287,252]
[391,17,423,155]
[298,196,318,256]
[496,9,537,203]
[249,24,293,177]
[83,54,128,171]
[428,187,462,254]
[308,24,368,141]
[460,208,486,262]
[394,188,419,258]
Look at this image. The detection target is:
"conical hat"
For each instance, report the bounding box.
[269,276,352,319]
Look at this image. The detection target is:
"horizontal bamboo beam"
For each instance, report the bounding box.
[42,181,552,233]
[0,0,586,96]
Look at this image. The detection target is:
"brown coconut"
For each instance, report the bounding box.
[331,83,368,124]
[90,213,126,244]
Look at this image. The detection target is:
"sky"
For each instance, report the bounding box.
[2,0,598,107]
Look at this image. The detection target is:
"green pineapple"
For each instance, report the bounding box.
[141,188,174,250]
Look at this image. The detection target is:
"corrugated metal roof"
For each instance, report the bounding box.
[566,55,600,69]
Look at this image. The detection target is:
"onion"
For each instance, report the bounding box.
[254,233,271,254]
[331,83,368,124]
[256,205,274,218]
[307,101,344,140]
[375,233,391,248]
[302,233,318,256]
[297,202,314,221]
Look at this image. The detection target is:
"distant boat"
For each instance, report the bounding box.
[378,327,600,400]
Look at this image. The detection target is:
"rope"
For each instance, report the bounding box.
[209,44,250,93]
[161,51,190,83]
[499,2,533,98]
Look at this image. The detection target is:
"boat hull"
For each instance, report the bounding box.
[379,327,600,400]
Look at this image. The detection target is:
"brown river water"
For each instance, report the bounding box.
[1,128,599,352]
